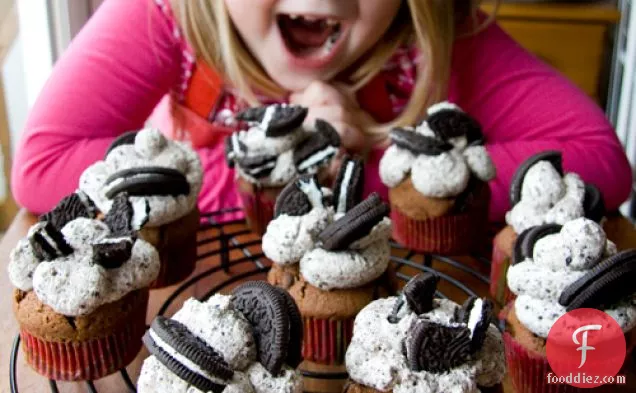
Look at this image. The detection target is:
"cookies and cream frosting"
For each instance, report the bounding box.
[345,297,506,392]
[507,218,636,338]
[8,217,159,316]
[379,102,496,198]
[138,295,303,393]
[79,128,203,227]
[506,160,586,234]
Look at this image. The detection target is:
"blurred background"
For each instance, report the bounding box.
[0,0,635,230]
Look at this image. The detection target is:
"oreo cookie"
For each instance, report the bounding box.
[236,154,278,179]
[230,281,291,376]
[40,191,98,230]
[272,286,304,368]
[403,273,440,315]
[28,221,74,262]
[143,316,232,393]
[427,109,484,146]
[583,183,605,223]
[92,237,134,269]
[104,166,190,199]
[509,151,563,205]
[332,156,364,214]
[389,128,453,156]
[559,249,636,311]
[236,105,308,137]
[406,321,472,373]
[318,193,389,251]
[104,194,137,236]
[293,119,341,173]
[456,296,494,353]
[224,132,247,168]
[274,175,323,217]
[105,131,137,157]
[511,223,562,265]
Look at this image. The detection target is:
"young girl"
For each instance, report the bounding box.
[11,0,631,223]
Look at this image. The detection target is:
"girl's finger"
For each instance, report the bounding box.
[330,121,367,153]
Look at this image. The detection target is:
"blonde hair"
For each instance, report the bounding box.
[172,0,500,142]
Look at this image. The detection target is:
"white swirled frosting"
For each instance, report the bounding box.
[7,218,159,316]
[505,161,586,234]
[79,128,203,227]
[346,298,506,392]
[379,108,496,198]
[138,295,303,393]
[507,218,636,338]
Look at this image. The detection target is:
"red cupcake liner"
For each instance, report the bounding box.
[489,244,516,306]
[150,230,198,288]
[238,188,278,235]
[390,206,486,255]
[20,294,148,381]
[504,332,583,393]
[302,317,355,365]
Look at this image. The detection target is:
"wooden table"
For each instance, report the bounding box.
[1,210,635,392]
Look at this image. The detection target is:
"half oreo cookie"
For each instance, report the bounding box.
[318,193,389,251]
[104,166,190,199]
[230,281,291,376]
[559,249,636,311]
[511,223,562,265]
[509,151,563,205]
[103,194,137,236]
[28,221,74,262]
[105,131,138,157]
[456,296,494,354]
[236,105,308,137]
[427,109,484,145]
[332,156,364,214]
[236,154,278,179]
[403,272,440,315]
[92,237,134,269]
[40,191,98,231]
[583,183,606,223]
[143,316,232,393]
[389,128,453,156]
[272,286,304,368]
[294,119,341,173]
[406,320,472,373]
[274,175,322,217]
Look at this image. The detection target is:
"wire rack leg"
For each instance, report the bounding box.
[48,380,60,393]
[121,369,137,392]
[423,254,433,267]
[220,228,230,273]
[10,335,20,393]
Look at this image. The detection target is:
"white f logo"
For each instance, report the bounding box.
[572,324,602,368]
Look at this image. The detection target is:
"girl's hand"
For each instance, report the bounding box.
[289,81,374,154]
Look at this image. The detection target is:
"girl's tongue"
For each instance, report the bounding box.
[278,15,341,57]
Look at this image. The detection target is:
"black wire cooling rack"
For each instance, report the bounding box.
[9,209,492,393]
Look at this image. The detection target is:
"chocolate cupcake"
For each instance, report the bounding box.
[379,101,495,255]
[344,273,506,392]
[79,128,203,288]
[226,104,340,235]
[263,161,393,392]
[8,199,159,381]
[503,218,636,393]
[490,151,605,306]
[138,282,304,393]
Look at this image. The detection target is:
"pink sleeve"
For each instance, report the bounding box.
[11,0,183,213]
[450,23,632,222]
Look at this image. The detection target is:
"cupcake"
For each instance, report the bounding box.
[490,151,605,306]
[263,160,393,392]
[503,217,636,393]
[379,101,496,255]
[8,195,160,380]
[225,104,340,234]
[80,128,203,288]
[138,281,303,393]
[344,273,506,392]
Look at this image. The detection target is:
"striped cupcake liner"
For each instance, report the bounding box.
[19,292,148,381]
[238,188,279,235]
[302,317,355,365]
[390,206,485,255]
[489,245,516,307]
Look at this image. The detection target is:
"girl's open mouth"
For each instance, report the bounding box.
[276,13,347,69]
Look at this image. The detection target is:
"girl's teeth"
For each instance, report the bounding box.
[326,19,338,27]
[303,16,319,22]
[289,14,300,20]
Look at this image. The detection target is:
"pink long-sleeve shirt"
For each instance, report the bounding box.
[11,0,632,222]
